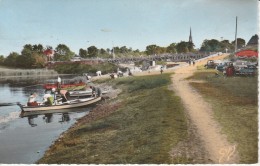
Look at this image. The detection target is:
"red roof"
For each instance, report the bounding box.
[235,50,258,57]
[43,49,54,56]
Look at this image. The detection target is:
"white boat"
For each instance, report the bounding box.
[68,89,109,97]
[18,97,101,112]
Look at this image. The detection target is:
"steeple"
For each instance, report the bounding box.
[189,27,193,43]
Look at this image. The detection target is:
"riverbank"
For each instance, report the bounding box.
[36,53,257,164]
[37,74,194,164]
[0,66,58,78]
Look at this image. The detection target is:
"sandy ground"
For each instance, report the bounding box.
[128,54,240,163]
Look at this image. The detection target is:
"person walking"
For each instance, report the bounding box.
[57,76,61,89]
[160,66,163,74]
[192,58,196,66]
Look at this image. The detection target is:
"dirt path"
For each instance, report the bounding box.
[95,54,240,163]
[170,54,240,164]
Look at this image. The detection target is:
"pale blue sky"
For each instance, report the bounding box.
[0,0,258,56]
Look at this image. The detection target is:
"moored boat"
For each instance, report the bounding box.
[43,77,86,90]
[68,89,109,97]
[18,96,101,112]
[43,82,86,90]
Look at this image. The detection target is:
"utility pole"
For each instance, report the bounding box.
[234,16,238,52]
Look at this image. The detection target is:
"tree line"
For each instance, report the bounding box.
[0,37,246,69]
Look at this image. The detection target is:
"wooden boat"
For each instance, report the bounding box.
[68,89,109,97]
[20,106,91,117]
[43,77,86,90]
[18,96,101,112]
[43,82,85,90]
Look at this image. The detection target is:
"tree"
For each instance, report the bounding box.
[220,40,233,52]
[176,41,189,53]
[4,52,19,67]
[187,42,195,52]
[232,38,246,49]
[106,48,111,54]
[200,39,221,52]
[100,48,107,54]
[79,48,88,58]
[54,44,74,61]
[17,44,46,68]
[119,46,128,54]
[133,49,140,53]
[87,46,98,58]
[32,44,44,53]
[0,55,4,65]
[167,43,177,54]
[146,45,158,55]
[112,47,120,54]
[155,46,167,54]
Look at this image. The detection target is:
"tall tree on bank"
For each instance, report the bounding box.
[87,46,98,58]
[18,44,45,68]
[79,48,88,58]
[54,44,74,61]
[4,52,19,67]
[0,55,5,65]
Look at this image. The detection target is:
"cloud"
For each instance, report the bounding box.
[101,29,112,32]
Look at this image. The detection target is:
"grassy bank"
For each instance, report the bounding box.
[188,70,258,163]
[37,74,188,164]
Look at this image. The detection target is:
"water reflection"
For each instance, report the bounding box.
[28,115,38,127]
[43,114,53,123]
[60,113,70,123]
[21,107,90,127]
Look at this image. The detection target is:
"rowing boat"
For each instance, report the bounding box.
[18,96,101,112]
[68,89,109,97]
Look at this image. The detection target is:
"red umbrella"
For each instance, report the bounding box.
[235,50,258,57]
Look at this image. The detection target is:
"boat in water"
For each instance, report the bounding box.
[68,89,109,97]
[18,96,102,114]
[43,77,86,90]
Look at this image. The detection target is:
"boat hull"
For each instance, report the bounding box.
[69,90,108,97]
[43,82,86,90]
[18,97,101,112]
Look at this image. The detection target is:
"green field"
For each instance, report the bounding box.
[189,70,258,163]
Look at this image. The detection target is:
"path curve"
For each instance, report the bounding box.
[171,54,239,164]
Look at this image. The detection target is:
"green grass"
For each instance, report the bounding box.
[37,73,188,164]
[189,70,258,163]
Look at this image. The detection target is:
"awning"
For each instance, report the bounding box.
[235,50,258,57]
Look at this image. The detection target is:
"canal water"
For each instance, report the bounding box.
[0,77,91,164]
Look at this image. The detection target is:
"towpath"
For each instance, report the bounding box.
[170,54,239,164]
[132,53,240,163]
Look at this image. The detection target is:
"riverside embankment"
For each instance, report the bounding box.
[0,66,58,78]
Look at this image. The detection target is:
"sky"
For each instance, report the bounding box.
[0,0,258,56]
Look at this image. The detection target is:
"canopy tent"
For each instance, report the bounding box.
[235,50,258,58]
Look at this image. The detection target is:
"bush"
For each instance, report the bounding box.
[54,63,118,75]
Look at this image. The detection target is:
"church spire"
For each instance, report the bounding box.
[189,27,193,43]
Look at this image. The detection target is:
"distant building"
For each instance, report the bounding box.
[189,27,193,43]
[247,34,258,46]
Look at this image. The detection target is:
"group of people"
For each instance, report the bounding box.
[27,88,59,106]
[189,58,196,66]
[27,76,102,106]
